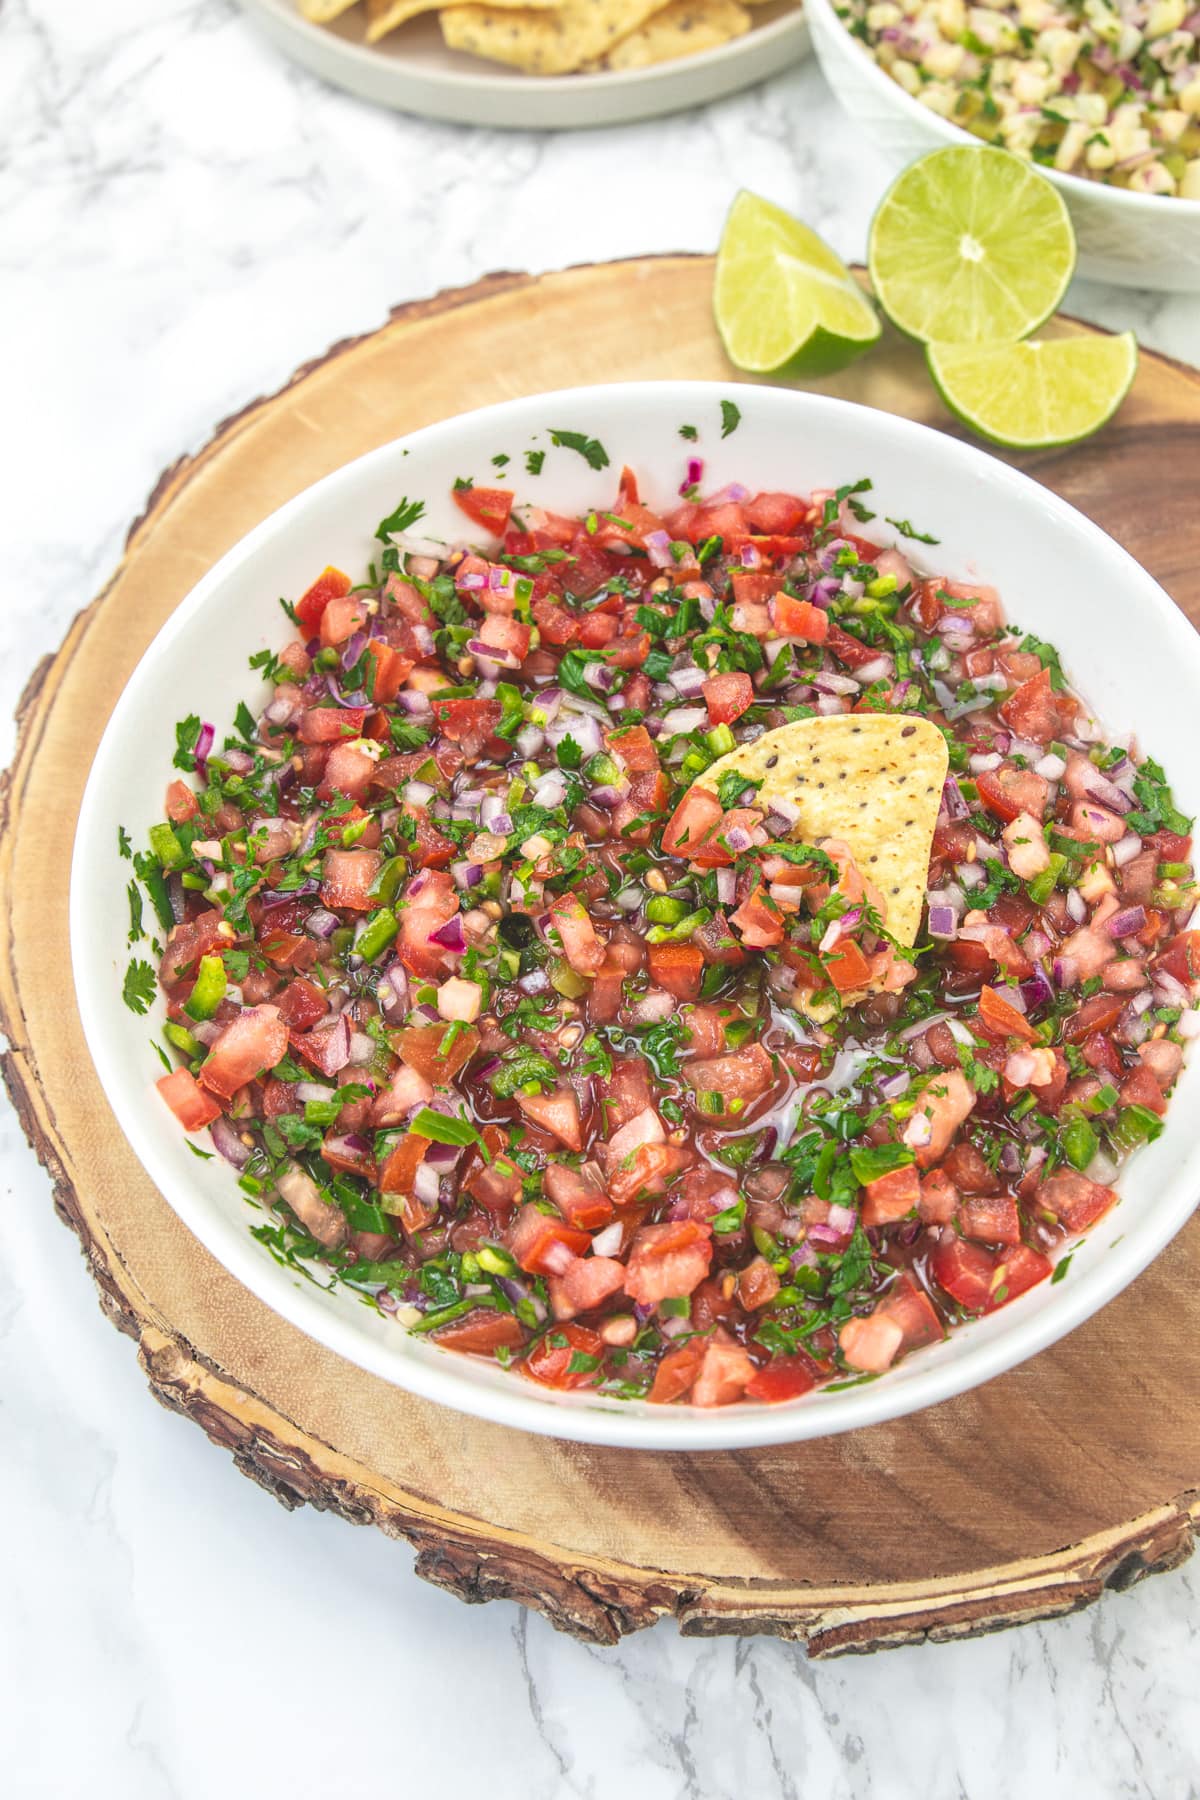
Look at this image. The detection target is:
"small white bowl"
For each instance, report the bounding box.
[806,0,1200,293]
[71,380,1200,1450]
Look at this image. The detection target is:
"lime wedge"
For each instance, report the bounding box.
[927,332,1138,449]
[714,190,882,377]
[868,147,1075,345]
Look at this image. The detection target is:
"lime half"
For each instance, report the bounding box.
[715,191,882,377]
[928,332,1138,449]
[868,147,1076,345]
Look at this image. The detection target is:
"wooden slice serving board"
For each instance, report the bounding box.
[5,256,1200,1653]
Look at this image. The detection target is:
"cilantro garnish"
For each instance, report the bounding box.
[719,399,741,439]
[548,429,609,471]
[375,496,427,540]
[122,960,157,1016]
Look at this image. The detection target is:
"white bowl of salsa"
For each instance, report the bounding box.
[70,381,1200,1449]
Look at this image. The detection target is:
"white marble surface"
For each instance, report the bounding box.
[3,2,1200,1793]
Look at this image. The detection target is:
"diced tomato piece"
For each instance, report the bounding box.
[1036,1169,1118,1233]
[605,723,660,771]
[522,1322,604,1390]
[737,1256,781,1310]
[1120,1063,1167,1115]
[684,1043,774,1106]
[516,1086,583,1151]
[319,593,368,649]
[691,1334,757,1407]
[431,697,503,758]
[976,765,1050,823]
[479,613,531,662]
[461,1125,522,1215]
[273,977,328,1033]
[702,671,754,724]
[731,883,784,948]
[825,939,872,993]
[544,1162,614,1231]
[1153,931,1200,985]
[295,566,351,636]
[578,611,618,648]
[919,1168,959,1225]
[930,1236,996,1312]
[297,705,367,744]
[396,1021,479,1084]
[322,1130,377,1183]
[986,1243,1053,1310]
[958,1193,1022,1245]
[663,787,725,861]
[825,621,879,671]
[547,894,605,978]
[452,484,513,538]
[363,639,410,703]
[434,1309,526,1356]
[908,1068,977,1169]
[198,1005,288,1100]
[731,571,784,606]
[159,909,226,988]
[876,1272,944,1352]
[532,595,579,646]
[646,941,705,1001]
[598,1057,654,1130]
[320,848,382,912]
[978,984,1037,1043]
[745,1357,819,1404]
[508,1203,591,1276]
[378,1134,431,1195]
[553,1256,625,1318]
[648,1340,707,1404]
[694,911,747,967]
[861,1163,920,1227]
[397,872,460,979]
[1000,667,1068,743]
[623,1219,712,1306]
[607,1142,692,1206]
[838,1312,904,1374]
[771,592,830,641]
[165,779,198,823]
[744,490,810,536]
[156,1067,221,1131]
[319,740,378,804]
[1061,993,1126,1044]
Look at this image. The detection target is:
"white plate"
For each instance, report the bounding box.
[237,0,809,128]
[71,380,1200,1451]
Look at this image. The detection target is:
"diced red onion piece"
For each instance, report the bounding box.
[210,1115,251,1168]
[429,914,467,953]
[1112,832,1144,867]
[927,906,958,939]
[413,1161,441,1206]
[1107,905,1147,939]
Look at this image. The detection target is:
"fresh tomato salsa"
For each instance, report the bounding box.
[126,455,1198,1408]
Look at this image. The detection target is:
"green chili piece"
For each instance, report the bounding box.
[1061,1117,1099,1172]
[184,954,227,1022]
[355,906,399,963]
[148,822,187,871]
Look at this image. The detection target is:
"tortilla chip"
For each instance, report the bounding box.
[696,715,949,949]
[604,0,749,66]
[300,0,362,21]
[370,0,551,37]
[440,0,665,72]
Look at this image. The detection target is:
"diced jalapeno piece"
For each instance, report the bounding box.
[1061,1117,1098,1172]
[184,954,226,1022]
[355,907,398,963]
[148,822,187,871]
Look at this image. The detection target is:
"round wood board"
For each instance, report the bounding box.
[5,256,1200,1653]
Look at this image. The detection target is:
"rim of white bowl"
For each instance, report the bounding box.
[806,0,1200,220]
[246,0,809,96]
[70,379,1200,1451]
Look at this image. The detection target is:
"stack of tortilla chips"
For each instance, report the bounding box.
[299,0,767,73]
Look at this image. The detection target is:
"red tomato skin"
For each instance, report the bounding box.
[156,1067,221,1131]
[452,485,514,537]
[703,671,754,725]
